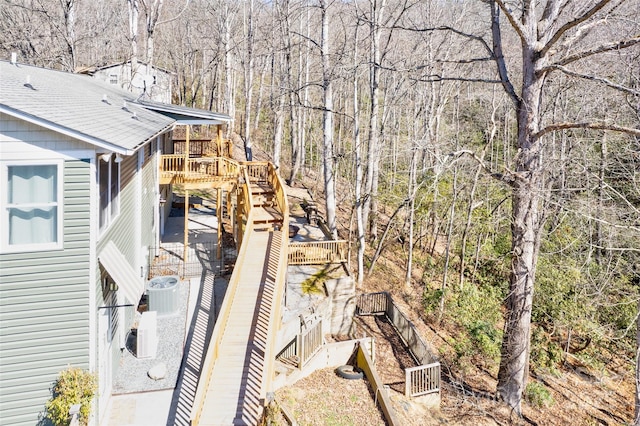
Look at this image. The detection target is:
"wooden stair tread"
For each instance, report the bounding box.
[250,182,274,194]
[253,206,283,223]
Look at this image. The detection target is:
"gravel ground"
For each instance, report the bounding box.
[112,280,190,394]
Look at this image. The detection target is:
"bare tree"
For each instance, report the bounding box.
[483,0,640,413]
[319,0,337,238]
[362,0,386,243]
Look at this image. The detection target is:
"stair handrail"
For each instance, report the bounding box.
[260,163,289,399]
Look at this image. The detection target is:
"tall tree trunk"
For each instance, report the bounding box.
[242,0,255,161]
[320,0,337,238]
[288,4,309,184]
[127,0,140,88]
[596,133,607,263]
[253,59,268,131]
[405,143,418,291]
[273,90,285,168]
[493,1,545,414]
[353,23,365,285]
[222,4,236,127]
[62,0,77,71]
[363,0,386,243]
[496,67,545,419]
[438,166,458,322]
[144,0,164,71]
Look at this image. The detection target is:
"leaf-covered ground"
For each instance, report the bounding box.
[276,175,635,426]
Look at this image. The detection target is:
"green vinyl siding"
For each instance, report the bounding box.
[0,159,91,426]
[99,154,138,267]
[96,150,158,301]
[94,148,158,417]
[141,151,157,251]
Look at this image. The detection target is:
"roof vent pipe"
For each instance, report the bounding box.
[10,52,17,64]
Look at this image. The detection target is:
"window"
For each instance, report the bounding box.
[3,162,62,251]
[99,155,120,232]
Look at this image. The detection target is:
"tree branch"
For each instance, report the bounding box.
[493,0,526,42]
[539,0,566,39]
[410,75,503,84]
[490,2,520,106]
[390,25,494,57]
[447,148,521,186]
[539,0,615,58]
[534,122,640,140]
[550,34,640,68]
[545,64,640,97]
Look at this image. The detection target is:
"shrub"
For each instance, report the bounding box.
[525,381,554,408]
[530,327,563,374]
[46,367,97,426]
[467,320,501,359]
[422,288,444,318]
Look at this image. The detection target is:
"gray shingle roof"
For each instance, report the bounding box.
[0,61,178,154]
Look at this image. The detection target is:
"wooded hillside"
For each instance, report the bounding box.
[2,0,639,423]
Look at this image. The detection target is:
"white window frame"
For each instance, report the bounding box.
[1,159,64,253]
[98,155,121,235]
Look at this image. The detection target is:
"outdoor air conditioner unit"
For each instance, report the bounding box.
[137,311,158,359]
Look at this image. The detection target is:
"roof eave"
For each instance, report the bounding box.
[136,101,233,125]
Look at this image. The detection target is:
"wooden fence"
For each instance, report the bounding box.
[356,292,440,398]
[355,291,388,315]
[288,240,348,265]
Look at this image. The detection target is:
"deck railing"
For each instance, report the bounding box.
[241,161,270,182]
[236,167,254,248]
[275,319,323,369]
[261,162,290,396]
[190,211,256,426]
[269,163,288,220]
[288,240,348,265]
[160,155,241,182]
[300,321,323,366]
[405,363,441,397]
[172,138,233,158]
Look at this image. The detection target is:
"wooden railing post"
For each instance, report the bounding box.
[216,188,222,259]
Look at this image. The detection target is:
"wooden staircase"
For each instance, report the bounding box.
[250,179,284,229]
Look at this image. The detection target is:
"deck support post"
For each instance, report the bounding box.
[216,124,223,157]
[183,126,190,266]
